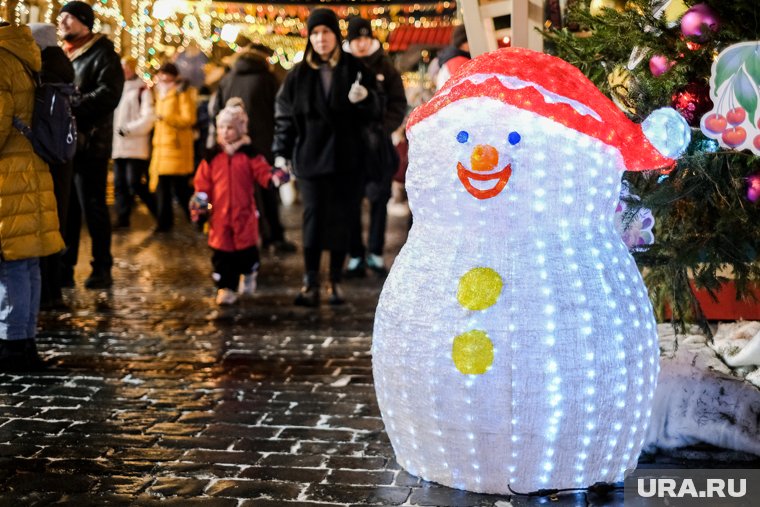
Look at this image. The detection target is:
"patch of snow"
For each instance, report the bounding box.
[645,323,760,456]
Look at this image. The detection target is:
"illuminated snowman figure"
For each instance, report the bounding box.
[372,48,690,494]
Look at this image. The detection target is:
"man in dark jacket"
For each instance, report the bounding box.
[344,16,408,278]
[29,23,76,309]
[213,44,295,255]
[58,1,124,289]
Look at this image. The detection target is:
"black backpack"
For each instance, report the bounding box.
[6,51,78,165]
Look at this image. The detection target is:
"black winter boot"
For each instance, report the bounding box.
[327,282,345,306]
[294,272,320,307]
[0,339,47,371]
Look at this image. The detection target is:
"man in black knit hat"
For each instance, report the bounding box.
[58,1,124,289]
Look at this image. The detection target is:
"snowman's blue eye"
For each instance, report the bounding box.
[456,131,469,144]
[508,131,521,145]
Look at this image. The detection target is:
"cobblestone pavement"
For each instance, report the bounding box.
[1,203,757,506]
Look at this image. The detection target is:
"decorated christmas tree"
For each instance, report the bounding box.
[545,0,760,330]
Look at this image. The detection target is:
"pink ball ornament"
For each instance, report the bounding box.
[649,55,675,77]
[680,3,720,39]
[747,174,760,203]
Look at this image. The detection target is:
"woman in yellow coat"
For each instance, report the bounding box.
[0,22,64,369]
[149,62,197,232]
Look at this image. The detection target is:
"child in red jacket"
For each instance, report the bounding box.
[193,98,288,305]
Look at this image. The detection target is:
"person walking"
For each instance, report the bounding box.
[0,20,65,369]
[344,16,408,278]
[28,23,76,310]
[193,98,289,306]
[213,43,296,254]
[149,62,197,232]
[112,57,157,230]
[272,8,380,306]
[58,1,124,289]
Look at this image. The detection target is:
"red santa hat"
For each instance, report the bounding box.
[409,47,684,172]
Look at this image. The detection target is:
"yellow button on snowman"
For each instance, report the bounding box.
[372,48,690,494]
[452,267,503,374]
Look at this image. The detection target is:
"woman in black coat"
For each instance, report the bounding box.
[272,8,380,306]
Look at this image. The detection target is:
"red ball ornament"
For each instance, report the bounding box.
[671,82,713,126]
[680,3,720,40]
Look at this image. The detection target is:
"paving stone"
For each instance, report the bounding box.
[145,423,203,436]
[326,455,388,470]
[45,458,110,474]
[258,453,326,467]
[395,469,422,486]
[0,444,42,457]
[240,501,345,507]
[408,485,512,506]
[109,447,183,461]
[324,416,386,432]
[95,475,153,495]
[296,441,367,455]
[239,465,329,483]
[4,472,95,494]
[0,419,72,435]
[41,494,136,506]
[201,423,280,440]
[232,437,298,453]
[205,479,302,499]
[306,484,412,505]
[329,469,396,486]
[180,449,262,465]
[146,477,209,497]
[157,462,241,478]
[133,497,238,507]
[159,436,235,450]
[279,427,358,442]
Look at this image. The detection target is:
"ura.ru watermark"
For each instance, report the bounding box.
[624,469,757,506]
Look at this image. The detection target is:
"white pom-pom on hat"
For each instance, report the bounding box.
[641,107,691,159]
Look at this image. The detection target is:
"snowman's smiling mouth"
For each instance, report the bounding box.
[457,162,512,200]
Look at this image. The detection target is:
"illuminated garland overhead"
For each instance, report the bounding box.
[1,0,457,74]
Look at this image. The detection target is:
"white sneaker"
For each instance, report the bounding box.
[238,271,258,296]
[216,288,238,306]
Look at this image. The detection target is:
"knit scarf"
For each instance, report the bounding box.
[63,33,101,61]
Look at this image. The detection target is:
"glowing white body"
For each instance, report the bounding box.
[372,98,659,493]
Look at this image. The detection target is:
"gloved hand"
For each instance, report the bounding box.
[189,192,210,227]
[271,168,290,187]
[274,156,290,170]
[348,72,368,104]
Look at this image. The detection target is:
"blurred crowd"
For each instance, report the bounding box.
[0,2,470,370]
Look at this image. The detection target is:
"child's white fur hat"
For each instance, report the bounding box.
[216,97,248,136]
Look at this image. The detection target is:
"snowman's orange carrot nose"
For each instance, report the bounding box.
[470,145,499,172]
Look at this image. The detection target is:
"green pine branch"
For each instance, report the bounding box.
[544,1,760,329]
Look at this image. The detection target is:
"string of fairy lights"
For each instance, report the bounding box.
[1,0,457,75]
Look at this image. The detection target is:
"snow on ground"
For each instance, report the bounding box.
[645,323,760,456]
